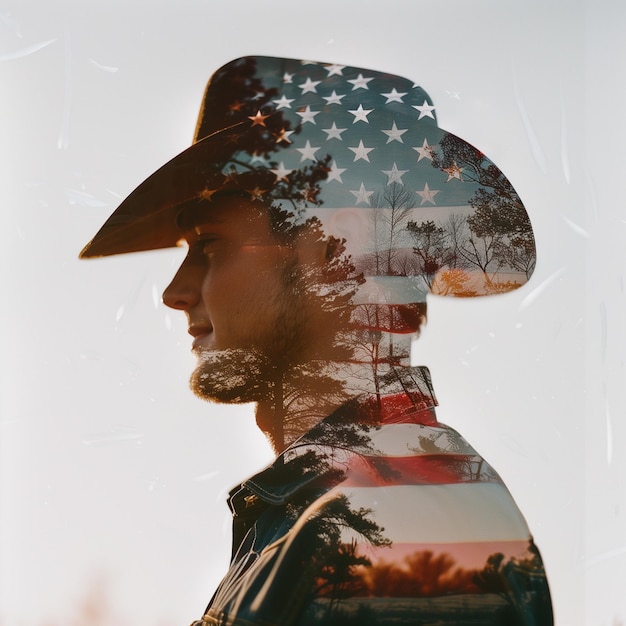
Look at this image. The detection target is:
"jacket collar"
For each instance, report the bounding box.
[230,366,437,513]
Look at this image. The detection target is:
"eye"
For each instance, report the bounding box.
[198,235,217,247]
[197,236,221,256]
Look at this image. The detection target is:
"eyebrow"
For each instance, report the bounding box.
[175,202,226,232]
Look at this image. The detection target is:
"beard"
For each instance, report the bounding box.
[190,347,273,404]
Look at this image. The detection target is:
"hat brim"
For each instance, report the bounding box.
[79,123,248,258]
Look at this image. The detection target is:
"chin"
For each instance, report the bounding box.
[189,348,270,405]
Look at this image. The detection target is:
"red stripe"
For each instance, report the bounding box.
[377,402,437,426]
[354,395,438,425]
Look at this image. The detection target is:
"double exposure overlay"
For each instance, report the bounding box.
[81,57,551,625]
[203,369,552,625]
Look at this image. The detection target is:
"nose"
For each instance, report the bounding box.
[162,255,203,311]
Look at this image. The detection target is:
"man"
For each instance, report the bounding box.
[81,56,552,625]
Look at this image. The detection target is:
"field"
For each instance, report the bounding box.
[305,593,515,626]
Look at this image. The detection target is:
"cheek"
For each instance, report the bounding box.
[202,250,289,337]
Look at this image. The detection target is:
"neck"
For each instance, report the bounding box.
[255,333,415,455]
[255,392,350,454]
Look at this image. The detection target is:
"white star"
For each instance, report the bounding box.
[296,105,319,124]
[248,110,270,127]
[296,140,320,162]
[325,64,345,76]
[199,187,219,202]
[413,100,436,119]
[273,95,295,109]
[443,161,464,181]
[323,90,345,105]
[299,77,322,94]
[348,140,374,162]
[275,128,295,144]
[381,88,407,103]
[382,121,408,144]
[350,182,374,205]
[222,165,239,183]
[327,160,346,183]
[413,138,435,161]
[283,72,294,83]
[348,104,373,124]
[270,162,293,181]
[382,163,409,185]
[229,100,245,112]
[348,73,374,91]
[249,151,269,165]
[416,183,440,205]
[322,122,347,140]
[246,186,267,201]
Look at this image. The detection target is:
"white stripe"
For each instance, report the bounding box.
[339,483,530,544]
[366,423,478,457]
[287,424,478,460]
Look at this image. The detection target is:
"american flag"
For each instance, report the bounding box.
[202,56,481,212]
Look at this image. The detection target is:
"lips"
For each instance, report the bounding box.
[188,324,214,350]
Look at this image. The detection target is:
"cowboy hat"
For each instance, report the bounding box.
[80,56,535,299]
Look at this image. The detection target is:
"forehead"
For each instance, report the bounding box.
[175,195,272,239]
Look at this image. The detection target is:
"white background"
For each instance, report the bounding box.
[1,1,624,624]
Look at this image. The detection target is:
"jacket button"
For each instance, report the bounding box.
[244,494,258,508]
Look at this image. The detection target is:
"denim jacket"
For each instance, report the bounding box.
[192,367,552,626]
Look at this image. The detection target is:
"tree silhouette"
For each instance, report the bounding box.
[263,209,364,447]
[362,549,478,598]
[431,268,479,297]
[368,183,415,276]
[431,133,536,290]
[340,184,430,408]
[262,457,393,622]
[306,495,391,612]
[406,219,454,289]
[415,213,479,296]
[473,542,553,626]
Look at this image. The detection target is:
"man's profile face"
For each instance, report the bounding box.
[162,196,322,403]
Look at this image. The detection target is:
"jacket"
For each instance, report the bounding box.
[192,366,552,626]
